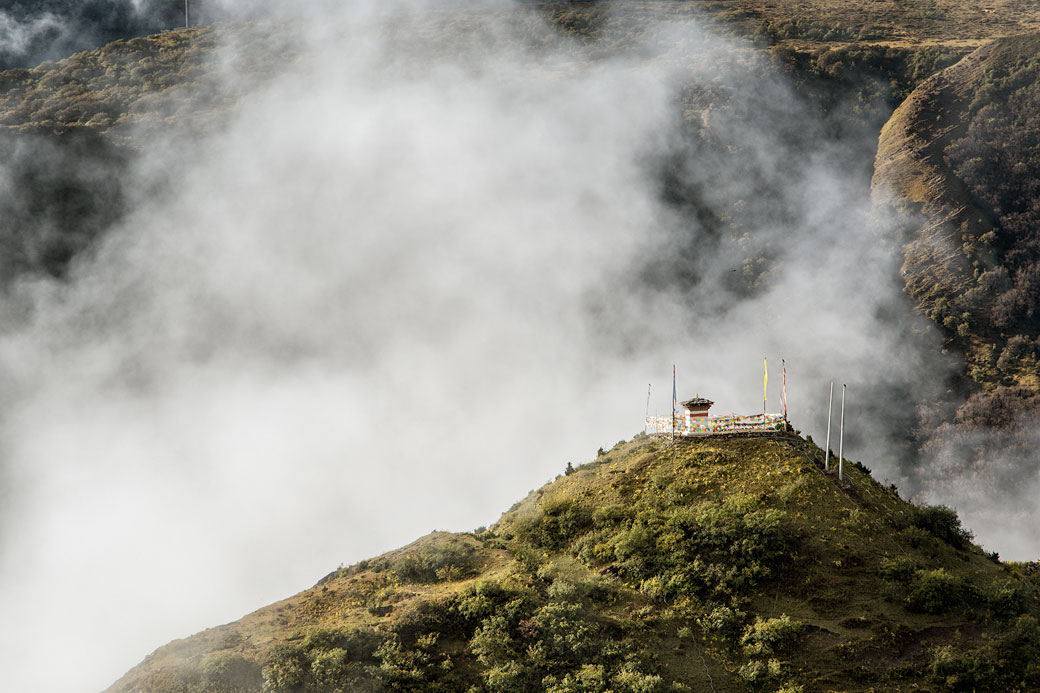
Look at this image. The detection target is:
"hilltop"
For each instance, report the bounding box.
[107,433,1040,692]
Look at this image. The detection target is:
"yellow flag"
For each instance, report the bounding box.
[763,358,768,409]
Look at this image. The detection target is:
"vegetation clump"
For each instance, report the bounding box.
[908,504,974,550]
[390,538,479,583]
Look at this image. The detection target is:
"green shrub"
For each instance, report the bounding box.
[310,648,350,690]
[546,576,609,604]
[738,658,782,684]
[613,522,660,579]
[543,663,608,693]
[375,634,435,688]
[201,651,262,690]
[984,579,1027,619]
[929,645,995,691]
[391,598,459,639]
[696,605,748,639]
[260,627,382,692]
[897,525,933,549]
[135,667,199,693]
[879,557,919,583]
[454,578,526,628]
[533,601,603,666]
[592,504,632,527]
[518,498,594,551]
[391,541,478,583]
[906,569,968,614]
[610,668,669,693]
[471,615,521,666]
[741,615,802,656]
[639,575,669,604]
[993,614,1040,667]
[910,504,974,550]
[262,643,308,692]
[484,660,537,692]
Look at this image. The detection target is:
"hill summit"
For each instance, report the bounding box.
[107,433,1040,692]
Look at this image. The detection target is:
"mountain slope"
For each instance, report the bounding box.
[107,433,1040,692]
[873,33,1040,404]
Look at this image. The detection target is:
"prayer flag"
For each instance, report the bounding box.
[763,357,768,412]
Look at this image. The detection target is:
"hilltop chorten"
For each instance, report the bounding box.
[680,395,713,419]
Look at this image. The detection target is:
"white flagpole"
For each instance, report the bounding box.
[838,384,846,481]
[824,381,833,471]
[671,365,676,443]
[645,384,651,434]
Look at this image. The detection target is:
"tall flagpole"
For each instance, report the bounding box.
[185,0,189,27]
[838,384,846,481]
[763,357,768,414]
[824,381,833,471]
[671,365,677,443]
[782,359,788,421]
[645,384,651,434]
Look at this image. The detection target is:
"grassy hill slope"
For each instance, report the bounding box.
[107,433,1040,692]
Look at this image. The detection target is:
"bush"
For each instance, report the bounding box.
[533,601,603,666]
[391,598,459,639]
[909,505,974,550]
[390,540,478,583]
[517,498,594,551]
[376,633,447,688]
[262,643,308,692]
[611,668,669,693]
[930,645,995,691]
[454,578,524,628]
[741,615,802,656]
[592,504,632,527]
[260,627,383,693]
[543,664,608,693]
[906,569,968,614]
[696,605,747,640]
[738,658,782,684]
[879,557,919,583]
[897,525,932,549]
[310,648,351,690]
[984,579,1027,619]
[484,660,537,692]
[201,652,262,690]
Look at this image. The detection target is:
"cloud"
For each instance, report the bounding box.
[915,413,1040,560]
[0,2,968,690]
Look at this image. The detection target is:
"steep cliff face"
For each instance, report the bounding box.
[873,43,996,309]
[874,34,1040,395]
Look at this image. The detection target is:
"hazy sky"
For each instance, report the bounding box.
[0,1,1033,691]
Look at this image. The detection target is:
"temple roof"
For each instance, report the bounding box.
[681,396,713,408]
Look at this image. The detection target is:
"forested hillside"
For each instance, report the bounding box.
[874,34,1040,414]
